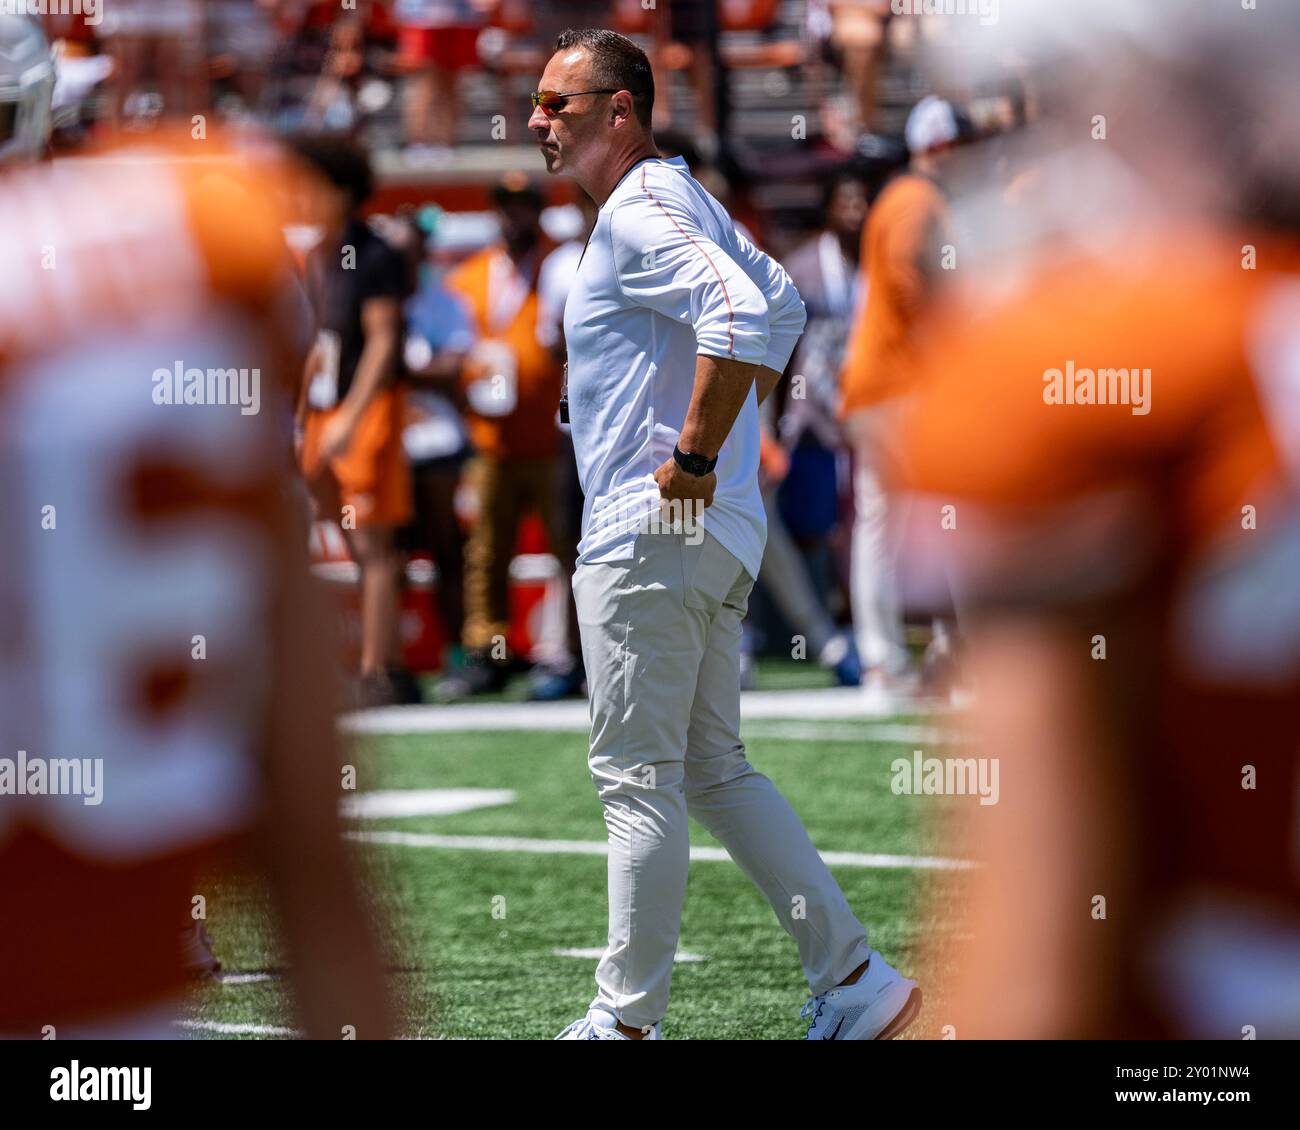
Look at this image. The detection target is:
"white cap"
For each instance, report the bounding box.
[905,95,959,155]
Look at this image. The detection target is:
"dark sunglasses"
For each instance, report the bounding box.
[530,88,620,116]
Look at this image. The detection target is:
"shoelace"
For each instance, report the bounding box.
[799,994,829,1034]
[557,1017,627,1040]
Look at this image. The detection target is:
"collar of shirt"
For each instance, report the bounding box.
[598,155,684,216]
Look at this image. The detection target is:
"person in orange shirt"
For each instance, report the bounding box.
[897,230,1300,1038]
[437,173,566,698]
[839,95,958,697]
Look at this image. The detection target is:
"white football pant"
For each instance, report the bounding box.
[573,527,873,1029]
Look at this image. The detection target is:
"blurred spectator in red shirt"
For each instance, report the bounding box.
[395,0,488,160]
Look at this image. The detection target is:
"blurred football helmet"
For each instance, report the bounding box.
[0,13,54,166]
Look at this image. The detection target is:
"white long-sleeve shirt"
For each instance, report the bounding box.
[563,155,806,580]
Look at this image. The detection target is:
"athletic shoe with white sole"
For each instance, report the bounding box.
[555,1007,662,1040]
[801,951,921,1040]
[179,922,221,979]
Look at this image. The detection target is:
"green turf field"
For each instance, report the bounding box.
[185,668,972,1039]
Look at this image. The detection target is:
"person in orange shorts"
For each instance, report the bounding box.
[291,133,418,706]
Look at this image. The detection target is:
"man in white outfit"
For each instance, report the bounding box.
[529,27,921,1041]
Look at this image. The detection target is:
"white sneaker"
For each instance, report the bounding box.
[555,1007,662,1040]
[801,951,921,1040]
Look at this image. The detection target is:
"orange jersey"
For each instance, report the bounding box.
[839,173,949,414]
[900,232,1289,556]
[900,230,1300,1031]
[446,243,563,460]
[0,137,301,1030]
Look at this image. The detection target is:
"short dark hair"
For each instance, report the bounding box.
[554,28,654,129]
[288,133,374,212]
[654,128,702,172]
[491,172,545,211]
[821,168,867,213]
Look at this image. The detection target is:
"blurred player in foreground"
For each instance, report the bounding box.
[899,0,1300,1037]
[0,13,392,1038]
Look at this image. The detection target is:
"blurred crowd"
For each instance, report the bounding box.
[43,1,918,157]
[284,100,973,709]
[30,1,1285,721]
[31,1,977,706]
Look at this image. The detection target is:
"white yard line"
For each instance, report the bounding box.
[342,688,954,737]
[341,788,516,819]
[741,721,964,744]
[349,830,974,871]
[177,1018,457,1039]
[552,947,705,963]
[175,1019,300,1037]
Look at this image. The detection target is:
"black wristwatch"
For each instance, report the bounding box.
[672,444,718,477]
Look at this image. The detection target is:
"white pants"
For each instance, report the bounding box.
[846,404,910,676]
[572,527,872,1028]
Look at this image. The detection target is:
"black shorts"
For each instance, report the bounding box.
[398,449,470,556]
